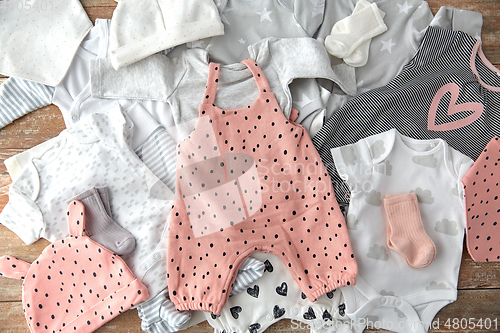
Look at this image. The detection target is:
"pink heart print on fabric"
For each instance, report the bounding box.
[177,116,262,238]
[427,82,484,131]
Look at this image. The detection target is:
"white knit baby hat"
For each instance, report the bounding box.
[109,0,224,70]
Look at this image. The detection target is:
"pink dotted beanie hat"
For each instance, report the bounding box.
[109,0,225,70]
[0,200,149,332]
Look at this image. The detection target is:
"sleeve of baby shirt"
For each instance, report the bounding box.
[0,76,54,128]
[261,37,357,96]
[430,6,483,40]
[293,0,326,37]
[0,167,44,245]
[331,139,373,195]
[406,0,434,53]
[248,37,356,121]
[89,54,186,102]
[445,146,474,208]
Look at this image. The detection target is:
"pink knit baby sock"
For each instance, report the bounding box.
[383,193,436,269]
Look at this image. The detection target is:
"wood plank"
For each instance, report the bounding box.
[0,106,65,149]
[426,0,500,63]
[457,240,500,290]
[0,174,10,209]
[85,6,115,22]
[1,1,500,333]
[80,0,116,7]
[0,302,32,333]
[1,289,498,333]
[431,289,500,332]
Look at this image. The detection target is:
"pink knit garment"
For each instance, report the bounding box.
[383,193,436,269]
[167,59,357,315]
[463,136,500,262]
[0,200,149,332]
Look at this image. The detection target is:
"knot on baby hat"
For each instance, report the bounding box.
[19,201,149,332]
[109,0,225,70]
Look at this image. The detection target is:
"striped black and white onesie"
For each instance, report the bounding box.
[313,26,500,204]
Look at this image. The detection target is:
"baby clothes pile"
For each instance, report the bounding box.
[0,0,495,333]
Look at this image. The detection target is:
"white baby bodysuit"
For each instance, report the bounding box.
[0,106,175,300]
[205,252,349,333]
[0,19,176,133]
[0,0,92,86]
[330,129,472,333]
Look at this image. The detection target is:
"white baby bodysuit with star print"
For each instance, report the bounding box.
[189,0,325,64]
[330,129,472,333]
[184,0,331,135]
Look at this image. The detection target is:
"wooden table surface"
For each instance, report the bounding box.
[1,1,499,332]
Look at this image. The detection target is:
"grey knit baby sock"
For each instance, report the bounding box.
[70,187,136,255]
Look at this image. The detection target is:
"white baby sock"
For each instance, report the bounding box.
[344,1,386,67]
[325,0,387,65]
[70,187,136,255]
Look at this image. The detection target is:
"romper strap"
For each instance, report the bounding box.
[289,108,299,123]
[241,59,271,94]
[202,63,221,105]
[0,256,31,280]
[67,200,86,237]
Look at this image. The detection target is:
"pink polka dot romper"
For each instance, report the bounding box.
[167,59,357,315]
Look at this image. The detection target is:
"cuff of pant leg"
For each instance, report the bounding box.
[308,275,357,302]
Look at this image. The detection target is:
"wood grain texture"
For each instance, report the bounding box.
[1,0,499,332]
[0,105,65,149]
[1,290,499,333]
[426,0,500,62]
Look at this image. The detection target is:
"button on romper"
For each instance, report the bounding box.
[167,59,357,315]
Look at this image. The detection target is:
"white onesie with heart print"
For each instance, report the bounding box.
[330,129,472,333]
[205,252,349,333]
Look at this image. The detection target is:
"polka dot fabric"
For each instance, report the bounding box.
[0,0,92,86]
[167,59,357,315]
[463,136,500,262]
[0,200,149,333]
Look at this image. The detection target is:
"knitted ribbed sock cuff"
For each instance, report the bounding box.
[69,187,104,237]
[69,187,136,255]
[384,193,436,269]
[95,187,112,217]
[325,2,387,59]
